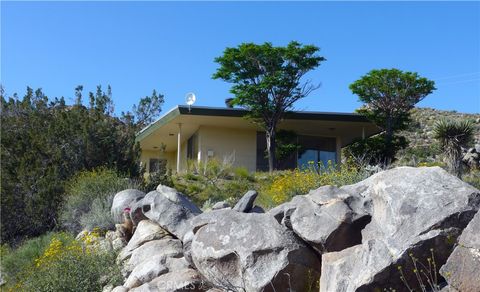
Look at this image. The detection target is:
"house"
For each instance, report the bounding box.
[136,105,379,174]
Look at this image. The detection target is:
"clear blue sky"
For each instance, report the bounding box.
[2,1,479,114]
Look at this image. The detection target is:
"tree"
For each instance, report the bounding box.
[349,69,436,164]
[213,41,325,172]
[433,119,473,178]
[133,90,165,129]
[1,85,162,244]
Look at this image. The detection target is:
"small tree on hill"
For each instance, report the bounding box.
[213,41,325,172]
[433,119,473,178]
[349,69,436,165]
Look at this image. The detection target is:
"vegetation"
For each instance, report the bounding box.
[213,41,325,172]
[173,158,255,208]
[257,161,371,208]
[1,86,162,244]
[433,119,474,177]
[60,168,141,234]
[1,232,122,292]
[350,69,436,165]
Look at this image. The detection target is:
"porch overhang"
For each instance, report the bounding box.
[136,105,380,152]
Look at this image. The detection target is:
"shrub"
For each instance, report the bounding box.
[257,162,371,208]
[3,232,122,292]
[60,168,141,233]
[433,119,474,178]
[143,159,173,192]
[174,158,255,207]
[343,134,408,166]
[463,169,480,189]
[1,232,60,285]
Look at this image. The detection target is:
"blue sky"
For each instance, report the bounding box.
[2,1,479,114]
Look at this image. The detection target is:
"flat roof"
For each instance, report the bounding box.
[137,105,372,141]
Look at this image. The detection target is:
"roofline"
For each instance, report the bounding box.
[136,105,372,142]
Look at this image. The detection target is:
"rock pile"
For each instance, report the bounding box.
[103,167,479,292]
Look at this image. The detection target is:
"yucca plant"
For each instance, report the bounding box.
[433,119,474,178]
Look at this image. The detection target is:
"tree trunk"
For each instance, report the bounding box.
[266,129,276,173]
[384,115,394,166]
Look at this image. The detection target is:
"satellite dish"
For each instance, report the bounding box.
[185,92,196,112]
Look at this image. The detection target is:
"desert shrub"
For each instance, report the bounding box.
[0,232,60,285]
[79,194,115,232]
[143,159,173,192]
[3,232,122,292]
[174,158,255,207]
[257,162,371,208]
[463,169,480,189]
[60,168,141,233]
[344,134,408,166]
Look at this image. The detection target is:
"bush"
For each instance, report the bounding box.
[257,162,371,208]
[344,134,408,166]
[174,159,255,208]
[463,170,480,189]
[2,232,122,292]
[1,232,60,285]
[60,168,141,233]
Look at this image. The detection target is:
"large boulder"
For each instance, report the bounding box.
[129,268,204,292]
[440,210,480,292]
[188,209,320,291]
[122,238,184,274]
[142,185,202,239]
[318,167,480,291]
[118,220,172,261]
[269,185,371,253]
[112,189,146,223]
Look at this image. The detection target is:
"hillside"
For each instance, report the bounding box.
[395,107,480,165]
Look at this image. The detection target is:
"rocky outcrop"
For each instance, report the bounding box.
[188,209,320,291]
[112,189,146,223]
[318,167,479,291]
[142,185,201,239]
[440,210,480,292]
[106,167,479,291]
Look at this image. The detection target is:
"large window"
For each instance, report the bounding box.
[297,135,336,170]
[256,132,337,171]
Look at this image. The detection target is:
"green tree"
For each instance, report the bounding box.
[433,119,474,178]
[0,85,162,244]
[213,41,325,172]
[349,69,436,164]
[133,89,165,129]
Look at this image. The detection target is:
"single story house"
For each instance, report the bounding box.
[136,105,379,174]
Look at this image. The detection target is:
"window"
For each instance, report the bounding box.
[297,135,336,170]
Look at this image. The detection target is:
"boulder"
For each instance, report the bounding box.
[232,190,257,212]
[211,201,230,210]
[124,256,191,289]
[118,220,172,262]
[112,189,146,224]
[122,238,183,274]
[129,269,203,292]
[269,185,371,253]
[318,167,480,291]
[142,185,202,239]
[189,209,320,291]
[440,210,480,292]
